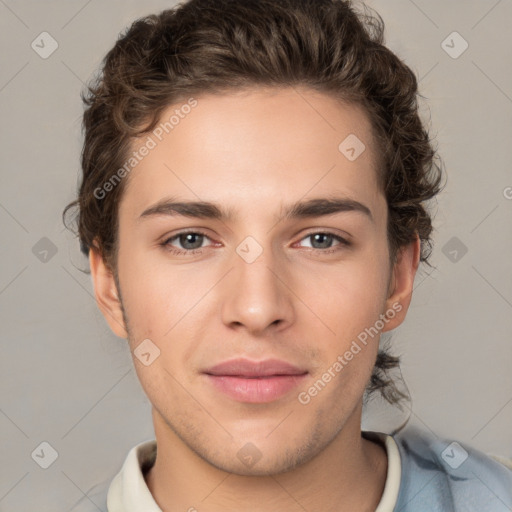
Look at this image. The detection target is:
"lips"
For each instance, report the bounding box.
[203,358,308,403]
[204,358,308,378]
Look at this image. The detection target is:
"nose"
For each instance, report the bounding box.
[220,242,295,335]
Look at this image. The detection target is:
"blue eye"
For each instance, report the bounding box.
[161,230,350,256]
[299,232,350,250]
[162,231,211,253]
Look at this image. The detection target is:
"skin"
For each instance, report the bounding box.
[90,86,420,511]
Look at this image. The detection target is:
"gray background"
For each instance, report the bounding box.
[1,0,511,510]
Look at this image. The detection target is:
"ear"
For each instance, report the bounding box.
[89,244,128,339]
[381,233,421,332]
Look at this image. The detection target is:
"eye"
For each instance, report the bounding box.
[161,230,213,253]
[297,231,351,251]
[160,230,351,256]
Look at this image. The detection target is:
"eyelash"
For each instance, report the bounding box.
[160,230,351,256]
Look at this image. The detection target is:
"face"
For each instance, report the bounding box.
[91,86,419,475]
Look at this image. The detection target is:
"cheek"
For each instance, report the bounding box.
[298,264,387,410]
[117,246,203,336]
[335,266,388,329]
[298,246,390,394]
[304,250,389,334]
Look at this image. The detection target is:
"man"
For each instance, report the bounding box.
[63,0,512,510]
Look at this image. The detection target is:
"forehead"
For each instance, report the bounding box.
[120,87,384,221]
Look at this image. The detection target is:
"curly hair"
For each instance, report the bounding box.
[63,0,444,406]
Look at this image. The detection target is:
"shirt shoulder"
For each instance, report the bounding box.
[69,440,159,512]
[392,425,512,511]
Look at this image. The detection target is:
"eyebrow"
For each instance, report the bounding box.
[138,196,373,223]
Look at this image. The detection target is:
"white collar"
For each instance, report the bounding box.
[107,439,161,511]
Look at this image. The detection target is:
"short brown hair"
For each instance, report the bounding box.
[63,0,444,406]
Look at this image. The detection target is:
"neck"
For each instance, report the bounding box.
[145,404,388,512]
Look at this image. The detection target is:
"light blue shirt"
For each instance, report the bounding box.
[390,424,512,511]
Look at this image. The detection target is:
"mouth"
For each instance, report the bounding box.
[203,358,308,403]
